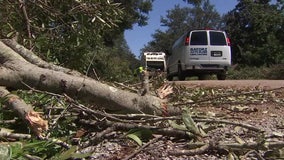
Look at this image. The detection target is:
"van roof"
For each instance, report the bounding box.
[187,29,224,33]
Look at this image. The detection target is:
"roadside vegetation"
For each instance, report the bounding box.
[0,0,283,159]
[227,64,284,80]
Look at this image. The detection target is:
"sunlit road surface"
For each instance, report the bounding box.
[170,80,284,89]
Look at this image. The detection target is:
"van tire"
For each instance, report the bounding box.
[217,73,226,80]
[178,65,186,81]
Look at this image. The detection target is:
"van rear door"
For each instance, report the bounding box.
[188,31,209,64]
[208,31,231,65]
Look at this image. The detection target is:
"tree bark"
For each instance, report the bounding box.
[1,39,83,77]
[0,87,48,137]
[0,40,181,115]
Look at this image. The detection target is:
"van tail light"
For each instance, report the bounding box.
[226,38,231,46]
[185,36,190,45]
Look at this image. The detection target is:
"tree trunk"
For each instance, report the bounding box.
[0,40,181,116]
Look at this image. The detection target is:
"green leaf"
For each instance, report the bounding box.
[72,152,92,159]
[126,128,153,146]
[227,151,238,160]
[168,120,187,130]
[48,139,91,159]
[126,129,152,141]
[9,142,23,159]
[234,135,245,144]
[6,31,15,38]
[0,95,9,104]
[23,141,49,149]
[182,111,205,137]
[127,134,143,146]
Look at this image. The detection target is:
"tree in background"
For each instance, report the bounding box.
[1,0,122,68]
[90,34,140,81]
[225,0,284,66]
[0,0,212,81]
[0,0,149,81]
[183,0,202,5]
[141,0,221,56]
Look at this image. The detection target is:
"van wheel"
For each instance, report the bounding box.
[178,65,186,81]
[217,73,226,80]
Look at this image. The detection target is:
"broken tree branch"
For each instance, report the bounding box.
[1,39,83,77]
[0,40,181,116]
[79,119,193,139]
[195,118,262,132]
[0,87,48,137]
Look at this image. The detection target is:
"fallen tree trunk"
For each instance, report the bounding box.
[0,40,181,115]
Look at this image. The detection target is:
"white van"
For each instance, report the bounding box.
[166,29,231,80]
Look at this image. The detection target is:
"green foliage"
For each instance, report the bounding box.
[225,0,284,66]
[9,140,61,159]
[53,146,91,160]
[127,133,143,146]
[227,66,268,80]
[227,65,284,80]
[0,96,25,130]
[0,90,87,159]
[86,34,140,81]
[264,64,284,79]
[182,110,205,137]
[0,0,146,81]
[142,0,284,71]
[114,0,153,28]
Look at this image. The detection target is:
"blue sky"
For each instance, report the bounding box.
[124,0,238,58]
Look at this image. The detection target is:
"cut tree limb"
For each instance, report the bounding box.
[0,87,48,137]
[0,40,181,115]
[0,87,33,120]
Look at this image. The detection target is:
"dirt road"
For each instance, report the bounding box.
[172,80,284,89]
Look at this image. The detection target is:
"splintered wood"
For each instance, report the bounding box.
[156,83,173,99]
[25,111,48,138]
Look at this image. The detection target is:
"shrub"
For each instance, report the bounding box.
[227,65,267,80]
[264,64,284,80]
[227,64,284,80]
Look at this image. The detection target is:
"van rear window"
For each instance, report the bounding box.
[209,31,227,45]
[190,31,208,45]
